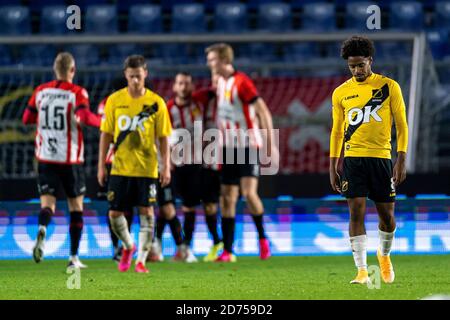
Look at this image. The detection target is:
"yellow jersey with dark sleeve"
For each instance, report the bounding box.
[330,73,408,159]
[100,87,172,178]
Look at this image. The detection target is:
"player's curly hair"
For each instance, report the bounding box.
[340,36,375,59]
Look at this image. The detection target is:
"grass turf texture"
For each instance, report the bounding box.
[0,255,449,300]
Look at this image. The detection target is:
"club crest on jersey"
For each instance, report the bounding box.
[341,180,348,192]
[348,104,382,125]
[107,191,115,202]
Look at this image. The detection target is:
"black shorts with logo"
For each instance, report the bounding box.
[37,163,86,198]
[221,147,260,185]
[342,157,396,203]
[157,178,175,207]
[173,165,202,208]
[201,167,221,204]
[107,175,158,211]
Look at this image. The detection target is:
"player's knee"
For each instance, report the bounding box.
[222,194,237,208]
[204,203,217,215]
[160,204,175,219]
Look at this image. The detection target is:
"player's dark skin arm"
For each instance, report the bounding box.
[98,132,113,187]
[329,157,342,193]
[393,151,406,186]
[158,136,171,187]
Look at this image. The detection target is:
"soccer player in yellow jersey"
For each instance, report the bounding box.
[329,36,408,285]
[98,55,172,273]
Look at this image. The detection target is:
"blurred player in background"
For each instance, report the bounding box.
[23,52,101,268]
[329,36,408,284]
[165,72,223,263]
[206,43,278,262]
[96,77,134,263]
[98,55,172,273]
[147,161,185,263]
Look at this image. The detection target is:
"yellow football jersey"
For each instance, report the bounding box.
[330,73,408,159]
[100,88,172,178]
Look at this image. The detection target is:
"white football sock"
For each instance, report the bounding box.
[137,214,155,264]
[350,235,367,270]
[379,229,395,256]
[110,215,134,250]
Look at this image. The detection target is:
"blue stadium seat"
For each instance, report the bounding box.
[258,3,292,32]
[85,5,118,34]
[283,43,320,61]
[117,0,153,13]
[20,45,57,66]
[375,41,412,61]
[107,44,144,65]
[171,4,206,33]
[71,0,110,11]
[302,3,336,31]
[435,1,450,28]
[40,6,70,35]
[65,44,100,66]
[290,0,320,10]
[246,43,278,62]
[128,5,162,34]
[345,2,377,30]
[0,45,13,65]
[29,0,66,12]
[156,44,190,64]
[0,6,31,35]
[389,1,423,31]
[426,29,450,60]
[161,0,193,11]
[247,0,283,11]
[214,3,248,33]
[204,0,237,12]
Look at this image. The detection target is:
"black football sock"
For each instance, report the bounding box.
[221,217,235,253]
[38,207,53,227]
[69,211,83,256]
[156,215,167,241]
[251,214,267,240]
[205,214,221,245]
[183,210,196,246]
[168,216,184,246]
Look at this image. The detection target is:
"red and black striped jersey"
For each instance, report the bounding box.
[215,71,262,149]
[23,80,100,164]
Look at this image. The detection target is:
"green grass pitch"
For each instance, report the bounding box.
[0,255,449,300]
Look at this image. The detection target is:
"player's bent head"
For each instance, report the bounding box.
[205,43,234,71]
[341,35,375,82]
[123,55,148,88]
[53,52,75,80]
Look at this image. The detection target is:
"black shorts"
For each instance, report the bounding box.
[108,175,158,211]
[157,179,175,207]
[201,168,221,204]
[342,157,396,203]
[37,163,86,198]
[221,147,260,185]
[173,165,202,208]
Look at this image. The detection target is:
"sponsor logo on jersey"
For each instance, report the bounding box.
[348,104,382,125]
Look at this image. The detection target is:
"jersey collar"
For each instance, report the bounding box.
[352,72,376,84]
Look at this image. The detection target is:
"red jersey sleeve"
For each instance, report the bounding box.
[22,87,39,124]
[236,72,259,105]
[76,87,90,109]
[192,88,214,107]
